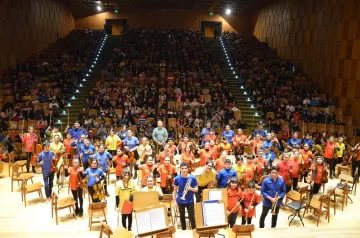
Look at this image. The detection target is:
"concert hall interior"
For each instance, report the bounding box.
[1,0,360,237]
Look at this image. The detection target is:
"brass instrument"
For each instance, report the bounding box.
[271,192,280,215]
[180,177,192,201]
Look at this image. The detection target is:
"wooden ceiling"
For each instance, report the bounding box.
[60,0,277,19]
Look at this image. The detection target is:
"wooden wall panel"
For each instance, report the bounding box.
[0,0,74,73]
[253,0,360,122]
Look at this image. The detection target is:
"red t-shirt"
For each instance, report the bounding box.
[113,155,130,176]
[240,191,260,217]
[227,187,243,213]
[277,160,291,183]
[22,133,38,153]
[311,163,325,184]
[324,141,335,159]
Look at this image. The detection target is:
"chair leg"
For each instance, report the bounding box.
[11,180,13,192]
[55,209,59,225]
[72,205,77,219]
[316,210,320,226]
[24,194,27,207]
[40,190,44,202]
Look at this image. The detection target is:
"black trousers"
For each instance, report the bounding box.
[195,186,207,203]
[122,213,133,230]
[26,152,35,172]
[325,158,336,177]
[259,205,280,228]
[71,188,83,211]
[352,160,360,177]
[311,183,322,195]
[285,185,291,193]
[301,171,309,183]
[292,177,298,191]
[178,203,196,230]
[241,216,252,225]
[228,211,239,228]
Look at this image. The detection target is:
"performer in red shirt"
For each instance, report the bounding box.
[240,182,260,225]
[276,153,292,192]
[22,126,38,173]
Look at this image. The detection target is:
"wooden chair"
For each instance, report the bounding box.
[313,187,337,215]
[337,173,358,196]
[88,201,107,231]
[234,110,242,121]
[99,222,113,238]
[160,194,174,224]
[335,125,344,135]
[334,183,348,211]
[11,162,34,192]
[51,192,77,225]
[303,194,330,226]
[20,179,43,207]
[307,123,317,133]
[326,125,336,135]
[285,187,307,226]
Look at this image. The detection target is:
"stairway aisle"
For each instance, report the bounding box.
[58,35,122,126]
[210,38,261,131]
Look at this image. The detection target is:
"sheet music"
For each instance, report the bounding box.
[203,203,226,226]
[150,207,167,231]
[208,190,222,201]
[136,211,152,234]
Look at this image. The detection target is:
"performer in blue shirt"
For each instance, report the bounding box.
[222,125,235,143]
[37,141,56,203]
[200,121,212,146]
[301,133,313,149]
[123,130,139,179]
[93,144,112,197]
[65,121,88,140]
[173,162,198,230]
[259,166,286,228]
[217,158,238,188]
[287,132,301,148]
[80,159,105,202]
[253,122,266,138]
[80,138,96,169]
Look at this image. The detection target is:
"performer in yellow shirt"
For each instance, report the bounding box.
[193,160,217,202]
[49,135,66,184]
[233,155,246,182]
[137,137,153,164]
[105,129,121,155]
[336,136,346,164]
[46,126,63,142]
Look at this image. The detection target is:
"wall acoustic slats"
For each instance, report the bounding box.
[253,0,360,122]
[0,0,74,73]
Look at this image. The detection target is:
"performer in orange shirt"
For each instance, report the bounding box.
[197,141,213,166]
[351,143,360,177]
[240,182,260,225]
[232,128,247,156]
[177,135,193,154]
[276,153,292,192]
[244,155,256,181]
[157,156,177,194]
[248,134,263,155]
[310,156,327,195]
[299,143,314,183]
[180,145,195,164]
[65,158,84,217]
[321,133,337,179]
[22,126,39,173]
[227,176,243,228]
[137,156,159,188]
[204,128,217,143]
[63,133,74,159]
[168,139,178,154]
[254,150,267,181]
[209,139,220,159]
[157,144,174,164]
[220,137,233,154]
[215,151,228,173]
[112,148,130,180]
[290,151,301,190]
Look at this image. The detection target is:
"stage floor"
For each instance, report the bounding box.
[1,162,360,237]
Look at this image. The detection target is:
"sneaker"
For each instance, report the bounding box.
[75,208,79,216]
[330,176,334,180]
[128,228,132,231]
[105,191,110,197]
[32,169,36,173]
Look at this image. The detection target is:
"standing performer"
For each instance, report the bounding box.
[351,144,360,177]
[22,126,38,173]
[322,133,337,179]
[310,156,327,195]
[197,141,213,166]
[80,138,96,169]
[335,136,346,164]
[227,176,243,228]
[105,129,121,155]
[194,160,217,202]
[93,144,112,197]
[137,137,153,164]
[276,153,292,192]
[259,166,286,228]
[123,130,139,179]
[217,159,238,188]
[112,148,130,180]
[158,156,177,194]
[37,142,55,203]
[49,135,65,184]
[81,159,105,202]
[232,128,247,155]
[299,143,314,182]
[152,120,168,154]
[137,156,159,188]
[65,158,84,217]
[240,182,260,225]
[65,121,88,140]
[115,169,137,231]
[173,162,198,230]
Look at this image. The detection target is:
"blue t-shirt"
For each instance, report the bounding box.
[37,151,55,174]
[93,151,112,172]
[80,145,96,164]
[222,130,235,143]
[200,128,210,146]
[68,128,88,140]
[288,138,301,148]
[83,167,105,187]
[253,129,266,138]
[217,168,238,188]
[302,138,313,149]
[261,176,286,208]
[117,131,128,141]
[174,175,198,204]
[124,136,139,151]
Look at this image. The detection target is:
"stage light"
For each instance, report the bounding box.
[97,6,102,11]
[251,105,254,108]
[241,86,244,89]
[247,98,250,101]
[114,9,119,13]
[236,76,238,79]
[226,8,231,15]
[231,67,233,70]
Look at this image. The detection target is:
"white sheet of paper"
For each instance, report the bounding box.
[208,190,222,201]
[203,203,226,226]
[136,211,152,234]
[150,207,167,231]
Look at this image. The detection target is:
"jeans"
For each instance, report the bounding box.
[178,203,196,230]
[43,172,54,198]
[259,205,280,228]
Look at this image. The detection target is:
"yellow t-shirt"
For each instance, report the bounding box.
[233,164,245,181]
[49,142,65,153]
[115,180,137,210]
[196,169,217,187]
[105,135,121,151]
[336,142,346,158]
[50,131,63,141]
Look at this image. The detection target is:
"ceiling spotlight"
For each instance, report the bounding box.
[97,6,102,11]
[231,67,233,70]
[226,8,231,15]
[236,76,238,79]
[241,86,244,89]
[251,105,254,108]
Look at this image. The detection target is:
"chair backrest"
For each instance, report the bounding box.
[162,194,173,202]
[11,162,20,177]
[89,201,107,210]
[286,190,301,202]
[100,222,113,238]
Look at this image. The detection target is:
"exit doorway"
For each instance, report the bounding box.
[201,21,222,38]
[105,19,127,35]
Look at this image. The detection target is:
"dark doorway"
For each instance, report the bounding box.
[201,21,222,38]
[105,19,127,35]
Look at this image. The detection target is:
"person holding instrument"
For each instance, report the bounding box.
[299,143,314,183]
[37,141,56,203]
[22,126,38,173]
[240,182,260,225]
[310,156,327,195]
[173,162,198,230]
[217,158,238,188]
[93,144,112,197]
[113,148,130,180]
[321,133,337,179]
[158,156,177,194]
[80,159,105,202]
[194,160,217,202]
[123,130,139,178]
[259,166,286,228]
[227,176,243,228]
[64,158,84,217]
